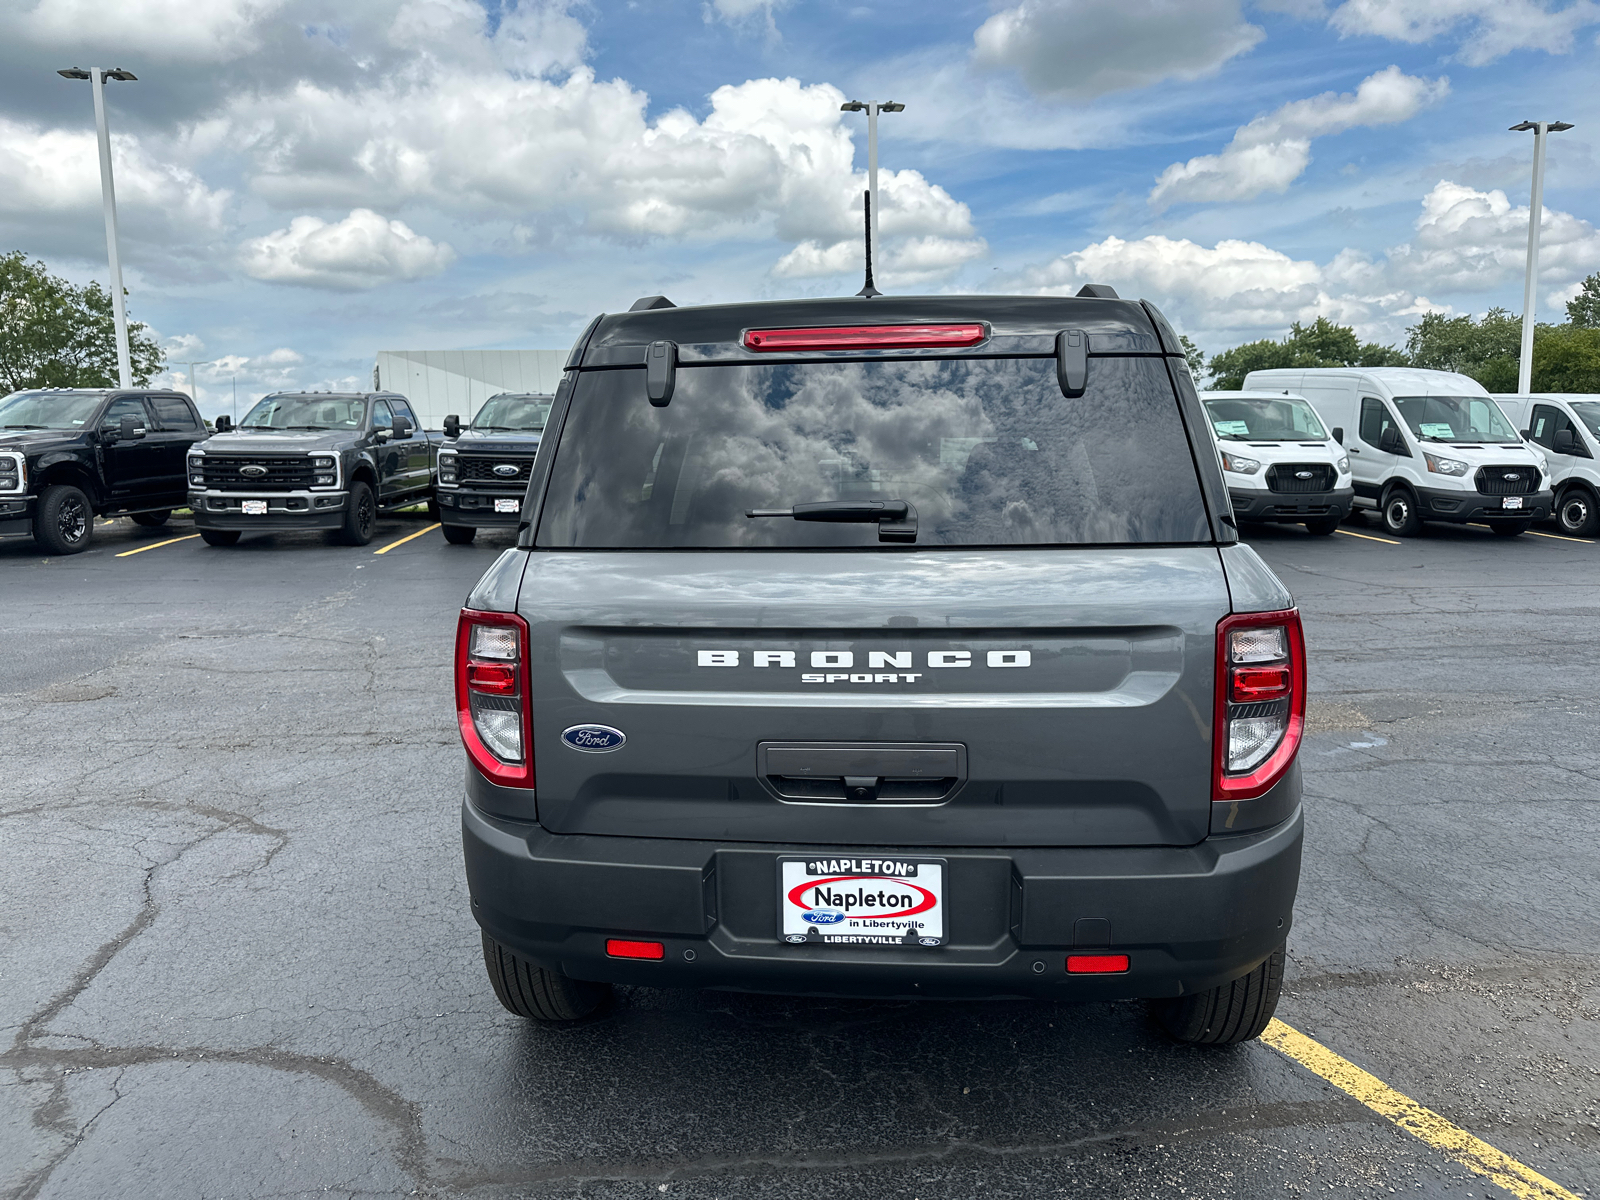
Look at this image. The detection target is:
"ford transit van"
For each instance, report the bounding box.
[1199,390,1353,535]
[1493,394,1600,538]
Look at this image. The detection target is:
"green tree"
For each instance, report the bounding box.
[1178,334,1205,381]
[0,250,164,393]
[1404,308,1521,391]
[1204,316,1406,389]
[1531,324,1600,392]
[1566,272,1600,328]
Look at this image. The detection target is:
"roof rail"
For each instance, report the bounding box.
[629,295,676,311]
[1075,284,1119,299]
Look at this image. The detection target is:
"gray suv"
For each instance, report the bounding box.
[457,291,1306,1044]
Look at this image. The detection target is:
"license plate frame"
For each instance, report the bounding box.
[778,855,946,947]
[241,500,268,516]
[494,498,520,514]
[1501,496,1523,509]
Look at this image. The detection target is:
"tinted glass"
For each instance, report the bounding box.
[1359,397,1397,449]
[151,396,198,430]
[101,396,149,429]
[389,398,416,427]
[537,357,1210,548]
[473,393,552,432]
[370,399,394,430]
[1392,395,1517,443]
[1205,397,1326,440]
[1569,401,1600,440]
[0,390,103,429]
[241,395,366,430]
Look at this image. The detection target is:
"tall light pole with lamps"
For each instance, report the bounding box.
[185,361,213,416]
[840,100,904,294]
[1510,119,1574,394]
[57,66,138,390]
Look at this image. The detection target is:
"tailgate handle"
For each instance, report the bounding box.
[758,742,966,805]
[1056,329,1088,398]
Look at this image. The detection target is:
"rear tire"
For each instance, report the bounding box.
[1557,488,1600,537]
[33,485,94,555]
[481,933,611,1022]
[442,523,476,545]
[1381,487,1423,537]
[200,529,241,546]
[1153,945,1285,1045]
[338,480,376,546]
[130,510,170,527]
[1303,515,1340,536]
[1490,521,1530,538]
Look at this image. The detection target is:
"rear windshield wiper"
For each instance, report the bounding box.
[746,499,917,543]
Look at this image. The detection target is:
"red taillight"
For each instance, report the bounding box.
[1067,954,1129,974]
[1214,608,1306,801]
[455,609,534,788]
[743,324,986,352]
[606,939,665,960]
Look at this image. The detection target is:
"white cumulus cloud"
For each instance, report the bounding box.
[238,209,456,289]
[18,0,289,61]
[1149,66,1449,209]
[971,0,1263,100]
[1327,0,1600,66]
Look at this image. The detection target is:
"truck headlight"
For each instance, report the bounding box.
[310,455,339,489]
[0,453,22,491]
[1423,452,1468,476]
[438,451,458,485]
[1221,451,1260,475]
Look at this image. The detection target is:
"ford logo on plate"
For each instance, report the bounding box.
[493,464,520,477]
[560,724,626,753]
[802,908,846,925]
[239,464,267,477]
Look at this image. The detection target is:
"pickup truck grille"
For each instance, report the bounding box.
[1474,465,1537,495]
[458,455,533,485]
[1265,463,1336,493]
[198,455,314,491]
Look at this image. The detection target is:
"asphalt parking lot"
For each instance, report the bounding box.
[2,512,1598,1200]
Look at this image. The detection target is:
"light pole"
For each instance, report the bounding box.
[840,100,904,289]
[58,66,137,390]
[185,361,213,415]
[1510,119,1574,394]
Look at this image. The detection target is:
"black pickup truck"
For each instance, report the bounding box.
[0,387,208,554]
[436,392,552,544]
[188,391,439,546]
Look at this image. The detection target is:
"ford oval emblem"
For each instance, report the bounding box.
[493,464,520,477]
[802,908,846,925]
[1503,472,1519,480]
[239,464,267,477]
[1295,470,1313,479]
[560,724,626,753]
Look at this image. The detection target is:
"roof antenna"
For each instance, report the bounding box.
[857,189,881,298]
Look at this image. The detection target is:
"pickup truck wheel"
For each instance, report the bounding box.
[442,523,476,545]
[200,529,241,546]
[1380,487,1423,537]
[130,510,171,527]
[481,933,611,1021]
[339,480,376,546]
[1152,945,1285,1045]
[1303,515,1340,536]
[34,485,94,555]
[1557,488,1599,537]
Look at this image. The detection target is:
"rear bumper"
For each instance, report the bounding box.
[1228,486,1353,522]
[437,488,522,527]
[1414,484,1552,523]
[462,797,1303,1001]
[190,490,348,531]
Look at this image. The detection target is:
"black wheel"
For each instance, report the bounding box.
[481,933,610,1022]
[34,484,94,555]
[1557,488,1600,537]
[130,510,171,527]
[1490,521,1530,538]
[338,480,376,546]
[1380,488,1423,537]
[442,523,476,545]
[1153,945,1285,1045]
[1303,515,1340,536]
[200,529,241,546]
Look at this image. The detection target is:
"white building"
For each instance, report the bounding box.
[373,350,566,430]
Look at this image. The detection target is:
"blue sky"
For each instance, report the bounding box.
[1,0,1597,416]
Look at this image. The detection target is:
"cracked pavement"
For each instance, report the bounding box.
[1,512,1597,1199]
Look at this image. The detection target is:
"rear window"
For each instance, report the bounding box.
[536,357,1209,548]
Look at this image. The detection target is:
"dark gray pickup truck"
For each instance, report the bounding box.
[187,391,438,546]
[436,392,552,544]
[456,291,1306,1044]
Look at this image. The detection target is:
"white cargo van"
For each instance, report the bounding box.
[1493,394,1600,537]
[1243,368,1550,537]
[1199,390,1354,535]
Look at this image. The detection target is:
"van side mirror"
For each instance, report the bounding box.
[393,415,412,440]
[1553,428,1577,454]
[215,414,233,433]
[1520,428,1531,441]
[121,414,145,441]
[1379,426,1406,455]
[443,414,460,438]
[1331,426,1343,444]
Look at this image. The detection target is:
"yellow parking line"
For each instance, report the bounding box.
[1334,528,1401,545]
[114,534,201,558]
[373,523,441,555]
[1263,1020,1579,1200]
[1527,530,1594,545]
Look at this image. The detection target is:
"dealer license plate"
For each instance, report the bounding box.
[1502,496,1523,509]
[241,500,268,515]
[494,499,520,513]
[779,855,945,947]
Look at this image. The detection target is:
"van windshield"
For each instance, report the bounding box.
[1570,402,1600,440]
[1204,396,1326,440]
[1392,395,1518,444]
[536,357,1212,548]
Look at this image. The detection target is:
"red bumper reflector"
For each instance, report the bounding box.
[1230,664,1291,701]
[465,662,517,694]
[606,939,665,960]
[1067,954,1129,974]
[743,324,986,352]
